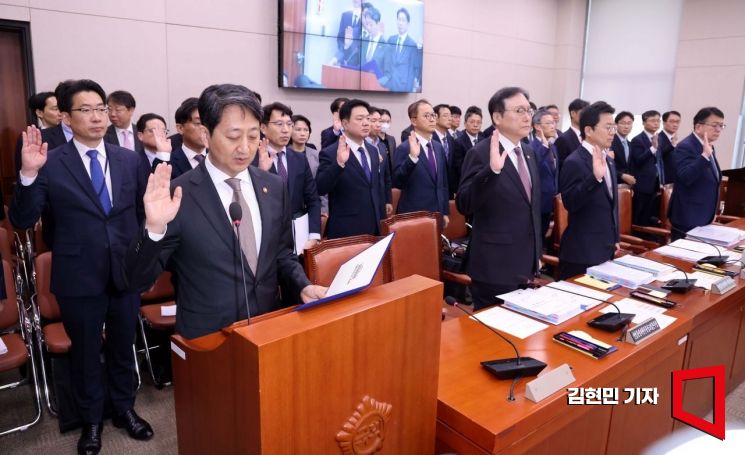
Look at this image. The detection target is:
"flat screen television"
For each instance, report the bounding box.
[279,0,424,93]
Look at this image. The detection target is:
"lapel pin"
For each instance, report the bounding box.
[262,187,268,193]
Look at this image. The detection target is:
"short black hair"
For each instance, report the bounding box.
[57,79,106,114]
[464,105,482,122]
[29,92,55,113]
[614,111,634,123]
[579,101,615,140]
[568,98,589,114]
[261,101,293,124]
[433,104,451,116]
[363,6,381,23]
[175,97,199,124]
[339,99,370,121]
[136,113,167,133]
[693,107,724,126]
[488,87,530,116]
[544,104,559,110]
[368,106,382,116]
[291,114,312,134]
[330,97,349,114]
[449,105,462,116]
[662,110,681,122]
[380,108,391,118]
[397,7,410,22]
[198,84,263,135]
[106,90,136,109]
[641,110,660,122]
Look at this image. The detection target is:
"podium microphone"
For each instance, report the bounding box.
[651,217,727,266]
[229,202,251,325]
[445,297,547,380]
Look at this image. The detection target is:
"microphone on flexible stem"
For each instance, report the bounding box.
[229,202,251,325]
[651,217,727,266]
[444,297,547,380]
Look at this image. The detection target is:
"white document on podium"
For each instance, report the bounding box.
[296,233,395,310]
[292,213,310,255]
[0,337,7,355]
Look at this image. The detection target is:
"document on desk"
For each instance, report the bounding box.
[0,337,7,355]
[656,270,725,291]
[160,304,176,317]
[473,306,549,339]
[547,280,613,302]
[687,224,745,247]
[654,245,709,262]
[586,261,656,289]
[598,297,676,330]
[612,255,675,277]
[295,233,395,311]
[292,213,310,255]
[669,238,741,261]
[498,286,597,325]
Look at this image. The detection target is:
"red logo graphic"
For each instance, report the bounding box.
[671,365,726,440]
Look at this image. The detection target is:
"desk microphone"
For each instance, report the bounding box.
[445,297,546,380]
[229,202,251,325]
[651,217,727,266]
[630,254,697,294]
[541,284,634,338]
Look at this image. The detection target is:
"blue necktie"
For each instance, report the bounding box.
[87,150,111,215]
[441,135,449,161]
[357,147,372,182]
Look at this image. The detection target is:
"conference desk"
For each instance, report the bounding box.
[436,220,745,454]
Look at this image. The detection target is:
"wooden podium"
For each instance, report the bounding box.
[170,275,442,454]
[321,64,387,91]
[722,168,745,216]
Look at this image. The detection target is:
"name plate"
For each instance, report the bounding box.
[525,363,575,403]
[624,317,660,345]
[711,276,736,295]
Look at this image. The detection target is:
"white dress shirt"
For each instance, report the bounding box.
[182,144,207,169]
[581,140,613,193]
[344,136,372,169]
[408,133,435,166]
[570,126,581,143]
[143,148,171,167]
[492,135,532,185]
[268,145,288,172]
[645,130,658,153]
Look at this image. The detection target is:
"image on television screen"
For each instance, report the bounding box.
[280,0,424,93]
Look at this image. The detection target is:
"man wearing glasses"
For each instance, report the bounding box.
[136,113,174,174]
[170,97,208,177]
[105,90,141,152]
[11,79,152,455]
[668,107,725,240]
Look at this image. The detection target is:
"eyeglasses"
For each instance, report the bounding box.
[601,125,618,133]
[145,127,169,135]
[419,112,438,120]
[504,107,535,116]
[268,121,294,129]
[71,107,109,116]
[701,122,726,130]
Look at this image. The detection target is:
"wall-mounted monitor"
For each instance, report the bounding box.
[279,0,424,93]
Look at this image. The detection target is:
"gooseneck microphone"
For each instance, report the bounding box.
[229,202,251,325]
[652,217,727,266]
[541,284,635,338]
[445,297,547,380]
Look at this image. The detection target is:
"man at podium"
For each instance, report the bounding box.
[124,84,326,339]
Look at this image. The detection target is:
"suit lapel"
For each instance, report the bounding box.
[59,142,107,214]
[188,164,236,253]
[348,145,371,184]
[418,143,437,184]
[107,144,125,212]
[499,144,530,205]
[249,168,273,278]
[285,148,297,197]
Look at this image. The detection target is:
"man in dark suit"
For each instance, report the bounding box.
[359,6,388,79]
[529,109,559,238]
[336,0,363,52]
[366,106,393,217]
[432,103,458,197]
[451,106,484,189]
[629,110,662,226]
[383,8,422,92]
[15,87,71,173]
[558,101,620,279]
[449,105,462,137]
[256,102,321,249]
[104,90,141,152]
[659,110,681,184]
[10,80,152,455]
[610,111,636,186]
[316,99,386,239]
[124,84,326,338]
[135,113,173,176]
[320,97,348,149]
[170,97,207,177]
[456,87,541,310]
[555,98,589,168]
[669,107,724,240]
[393,100,450,223]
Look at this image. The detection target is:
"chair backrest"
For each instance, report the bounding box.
[0,227,13,264]
[380,211,441,282]
[391,188,401,215]
[0,260,19,329]
[443,200,467,240]
[552,195,568,250]
[141,271,175,304]
[618,187,633,234]
[659,184,674,229]
[34,252,60,320]
[304,235,389,287]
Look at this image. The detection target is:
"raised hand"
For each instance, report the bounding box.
[592,144,606,181]
[343,26,353,48]
[300,284,328,303]
[153,130,172,153]
[257,138,272,171]
[385,203,393,216]
[538,128,548,147]
[488,129,508,173]
[671,134,679,147]
[144,163,182,234]
[651,132,659,149]
[332,114,342,133]
[20,125,48,178]
[702,132,713,158]
[408,131,420,158]
[336,135,350,167]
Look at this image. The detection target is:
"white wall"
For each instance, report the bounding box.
[0,0,585,144]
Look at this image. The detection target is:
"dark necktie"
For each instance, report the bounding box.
[194,153,205,165]
[86,150,111,215]
[710,149,719,179]
[276,151,288,182]
[441,135,450,161]
[224,178,258,274]
[621,138,629,162]
[357,147,372,182]
[513,147,532,202]
[426,142,437,180]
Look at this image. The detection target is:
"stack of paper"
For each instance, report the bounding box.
[0,337,7,355]
[688,225,745,247]
[470,306,548,339]
[586,261,656,289]
[598,298,677,330]
[654,245,709,262]
[613,255,675,277]
[498,284,602,325]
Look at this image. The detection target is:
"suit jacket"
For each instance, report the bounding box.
[382,133,397,161]
[529,138,559,214]
[320,126,341,149]
[316,141,386,239]
[456,140,542,286]
[432,131,458,197]
[15,124,69,174]
[479,125,495,143]
[383,34,421,92]
[10,141,146,298]
[400,125,414,144]
[392,139,450,216]
[367,139,393,206]
[104,124,143,152]
[629,132,659,194]
[668,133,721,231]
[169,133,183,151]
[360,35,389,75]
[169,146,195,178]
[452,131,481,190]
[558,146,619,266]
[611,134,631,181]
[123,164,309,339]
[555,127,581,169]
[658,131,676,184]
[336,10,362,50]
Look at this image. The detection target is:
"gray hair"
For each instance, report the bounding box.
[532,108,552,126]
